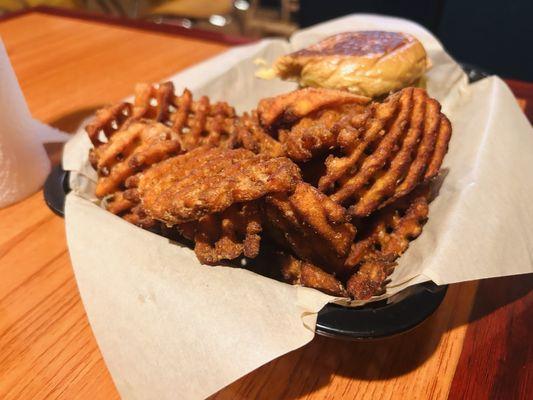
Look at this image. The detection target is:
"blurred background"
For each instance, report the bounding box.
[0,0,531,81]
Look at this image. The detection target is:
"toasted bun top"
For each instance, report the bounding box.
[292,31,411,57]
[271,31,428,98]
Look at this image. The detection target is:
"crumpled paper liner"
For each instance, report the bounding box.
[62,14,533,400]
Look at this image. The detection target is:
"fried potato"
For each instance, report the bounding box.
[129,82,239,150]
[346,186,430,299]
[177,202,262,265]
[86,82,452,299]
[167,87,238,151]
[87,82,239,154]
[279,252,347,297]
[264,182,356,275]
[319,87,451,217]
[235,111,285,158]
[86,102,133,147]
[90,121,183,198]
[127,147,301,225]
[257,87,369,128]
[104,190,158,229]
[121,205,159,230]
[279,103,366,162]
[87,81,241,202]
[346,259,396,300]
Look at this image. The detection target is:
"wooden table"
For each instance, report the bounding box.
[0,9,531,400]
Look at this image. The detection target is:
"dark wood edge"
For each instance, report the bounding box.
[0,7,29,22]
[505,78,533,92]
[0,6,255,45]
[504,79,533,123]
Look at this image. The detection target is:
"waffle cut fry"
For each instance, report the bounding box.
[235,111,286,158]
[121,147,301,264]
[90,120,183,198]
[279,252,348,297]
[264,182,356,275]
[345,185,430,299]
[123,82,239,150]
[177,202,262,265]
[124,147,301,226]
[318,87,451,217]
[87,82,241,224]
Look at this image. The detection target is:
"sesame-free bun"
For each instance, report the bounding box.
[271,31,428,98]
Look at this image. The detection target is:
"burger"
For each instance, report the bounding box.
[257,31,429,98]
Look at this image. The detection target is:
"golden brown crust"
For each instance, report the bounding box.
[130,147,301,225]
[264,182,356,275]
[86,102,133,147]
[105,191,135,215]
[257,87,369,128]
[183,202,263,265]
[121,205,158,230]
[130,82,239,151]
[131,81,176,122]
[425,114,452,181]
[280,253,347,297]
[279,103,367,162]
[87,81,242,224]
[236,111,286,158]
[86,82,239,156]
[346,259,396,300]
[87,82,452,299]
[317,88,451,217]
[345,186,430,299]
[92,120,183,198]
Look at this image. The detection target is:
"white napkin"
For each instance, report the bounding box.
[0,39,69,208]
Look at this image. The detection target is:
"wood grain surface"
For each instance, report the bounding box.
[0,11,530,400]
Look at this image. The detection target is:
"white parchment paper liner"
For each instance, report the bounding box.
[62,14,533,400]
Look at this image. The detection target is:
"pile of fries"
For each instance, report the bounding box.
[86,82,451,299]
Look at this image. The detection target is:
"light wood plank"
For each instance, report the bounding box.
[0,13,227,123]
[0,12,228,399]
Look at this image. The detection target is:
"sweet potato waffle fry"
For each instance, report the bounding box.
[120,146,299,264]
[345,186,430,299]
[279,103,366,162]
[319,87,451,217]
[257,87,450,217]
[128,82,239,150]
[264,182,356,275]
[87,82,241,226]
[125,147,301,225]
[279,252,348,297]
[255,88,368,162]
[177,202,262,265]
[87,82,238,154]
[236,111,285,158]
[90,121,183,198]
[257,87,369,128]
[105,191,158,229]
